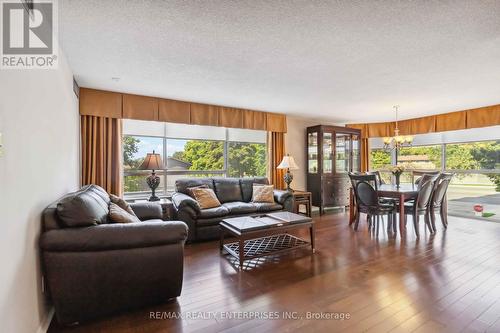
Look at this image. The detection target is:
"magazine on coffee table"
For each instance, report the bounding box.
[266,211,311,224]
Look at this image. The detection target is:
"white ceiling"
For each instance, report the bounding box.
[60,0,500,123]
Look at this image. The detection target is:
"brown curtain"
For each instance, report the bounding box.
[269,132,285,189]
[81,115,123,196]
[349,124,370,172]
[360,138,369,172]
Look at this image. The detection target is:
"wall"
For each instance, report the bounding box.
[0,50,79,333]
[284,116,338,191]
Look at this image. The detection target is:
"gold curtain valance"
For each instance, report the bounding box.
[347,104,500,138]
[79,88,287,133]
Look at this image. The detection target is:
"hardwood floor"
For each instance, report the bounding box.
[48,213,500,333]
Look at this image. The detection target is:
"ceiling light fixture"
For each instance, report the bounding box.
[383,105,413,151]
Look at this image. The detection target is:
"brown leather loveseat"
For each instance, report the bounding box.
[39,184,188,324]
[172,177,293,242]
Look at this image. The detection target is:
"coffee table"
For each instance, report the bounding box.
[220,212,315,269]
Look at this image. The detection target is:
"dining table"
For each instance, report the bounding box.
[349,183,419,237]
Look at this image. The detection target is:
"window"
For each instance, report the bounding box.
[445,141,499,171]
[445,141,500,203]
[227,142,267,177]
[370,149,391,170]
[123,136,165,195]
[167,139,224,171]
[123,120,267,198]
[369,128,500,220]
[398,145,442,170]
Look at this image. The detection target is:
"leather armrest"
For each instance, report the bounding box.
[40,221,188,252]
[130,202,163,220]
[274,190,292,204]
[171,193,200,213]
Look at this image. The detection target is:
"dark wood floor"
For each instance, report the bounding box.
[49,213,500,333]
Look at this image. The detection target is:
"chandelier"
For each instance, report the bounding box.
[383,105,413,151]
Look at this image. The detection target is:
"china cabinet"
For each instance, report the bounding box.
[306,125,361,214]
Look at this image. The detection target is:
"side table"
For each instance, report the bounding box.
[291,190,312,217]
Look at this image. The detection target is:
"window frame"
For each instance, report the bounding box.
[123,133,267,199]
[369,139,500,183]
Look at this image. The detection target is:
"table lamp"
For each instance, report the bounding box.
[138,150,163,201]
[277,154,299,191]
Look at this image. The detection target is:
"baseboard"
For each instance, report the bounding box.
[37,307,54,333]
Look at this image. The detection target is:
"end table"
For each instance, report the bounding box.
[291,190,312,217]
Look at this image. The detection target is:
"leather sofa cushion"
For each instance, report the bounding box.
[57,184,110,227]
[252,202,283,212]
[222,201,257,214]
[40,221,188,252]
[213,178,243,203]
[240,177,269,202]
[175,178,214,195]
[198,206,229,219]
[191,188,222,209]
[129,202,163,220]
[109,203,141,223]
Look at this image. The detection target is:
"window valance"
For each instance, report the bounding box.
[79,88,287,133]
[347,104,500,138]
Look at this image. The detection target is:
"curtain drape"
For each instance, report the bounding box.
[360,138,369,172]
[81,115,123,196]
[269,132,285,190]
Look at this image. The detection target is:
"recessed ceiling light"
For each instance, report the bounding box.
[111,77,120,82]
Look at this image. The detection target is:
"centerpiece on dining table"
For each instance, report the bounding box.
[390,165,405,188]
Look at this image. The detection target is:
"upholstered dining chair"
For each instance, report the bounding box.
[354,180,396,233]
[429,173,454,231]
[349,173,378,230]
[367,170,385,186]
[400,180,435,237]
[412,170,440,187]
[416,172,440,189]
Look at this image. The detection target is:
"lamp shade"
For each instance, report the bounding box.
[277,154,299,170]
[138,150,163,171]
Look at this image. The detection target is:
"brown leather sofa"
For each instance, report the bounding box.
[172,177,293,242]
[40,184,188,325]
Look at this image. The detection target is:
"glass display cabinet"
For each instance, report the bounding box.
[306,125,361,214]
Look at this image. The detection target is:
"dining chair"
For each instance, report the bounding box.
[416,172,440,190]
[349,173,378,230]
[429,173,454,231]
[367,170,385,186]
[400,180,435,237]
[412,170,440,186]
[355,181,396,233]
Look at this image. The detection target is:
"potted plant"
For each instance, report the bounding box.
[390,165,405,188]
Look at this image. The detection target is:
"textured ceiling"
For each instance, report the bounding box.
[60,0,500,123]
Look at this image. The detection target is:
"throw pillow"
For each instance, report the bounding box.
[252,184,275,203]
[109,194,137,217]
[191,188,221,209]
[109,202,141,223]
[186,184,209,198]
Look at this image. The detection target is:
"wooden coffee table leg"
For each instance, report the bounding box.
[238,238,245,270]
[310,224,316,253]
[219,227,224,253]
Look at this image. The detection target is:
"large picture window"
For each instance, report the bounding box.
[228,142,267,177]
[123,136,165,195]
[123,120,267,197]
[369,127,500,221]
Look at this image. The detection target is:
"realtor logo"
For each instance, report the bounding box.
[1,0,58,69]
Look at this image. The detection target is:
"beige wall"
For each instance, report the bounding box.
[0,50,80,333]
[284,116,338,191]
